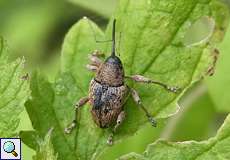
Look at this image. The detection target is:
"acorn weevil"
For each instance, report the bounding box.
[64,18,180,145]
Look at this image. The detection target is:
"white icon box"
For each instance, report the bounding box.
[0,138,21,160]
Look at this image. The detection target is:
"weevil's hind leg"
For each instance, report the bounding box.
[130,88,157,127]
[126,75,180,93]
[64,97,89,134]
[107,111,126,145]
[86,50,104,72]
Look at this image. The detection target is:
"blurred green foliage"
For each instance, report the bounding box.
[0,0,230,160]
[0,0,109,80]
[69,0,117,18]
[120,114,230,160]
[206,27,230,113]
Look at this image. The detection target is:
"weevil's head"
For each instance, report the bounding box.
[95,19,124,86]
[95,55,124,86]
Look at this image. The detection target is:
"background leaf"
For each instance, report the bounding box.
[0,1,107,81]
[68,0,117,18]
[61,18,105,92]
[33,129,58,160]
[206,26,230,112]
[25,72,79,160]
[20,131,40,150]
[0,38,30,137]
[119,113,230,160]
[0,37,8,65]
[161,83,218,141]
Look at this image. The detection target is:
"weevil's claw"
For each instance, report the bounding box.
[148,116,157,127]
[64,120,76,134]
[107,134,113,146]
[75,104,79,110]
[166,86,181,93]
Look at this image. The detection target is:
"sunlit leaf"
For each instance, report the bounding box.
[0,38,30,137]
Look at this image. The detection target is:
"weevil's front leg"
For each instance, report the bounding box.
[86,50,104,72]
[126,75,180,93]
[86,64,98,72]
[107,111,126,145]
[89,50,103,66]
[91,50,104,58]
[130,88,157,127]
[64,97,89,134]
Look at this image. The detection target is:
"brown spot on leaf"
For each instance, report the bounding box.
[206,48,220,76]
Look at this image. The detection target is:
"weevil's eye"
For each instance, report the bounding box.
[105,56,122,65]
[105,56,123,69]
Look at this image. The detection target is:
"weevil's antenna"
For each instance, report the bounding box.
[117,32,122,57]
[85,17,118,56]
[111,19,116,57]
[85,16,113,43]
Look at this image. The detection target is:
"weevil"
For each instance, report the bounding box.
[64,19,180,145]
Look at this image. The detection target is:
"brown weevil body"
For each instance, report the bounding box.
[65,19,180,145]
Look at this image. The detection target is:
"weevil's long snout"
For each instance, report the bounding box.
[111,19,116,57]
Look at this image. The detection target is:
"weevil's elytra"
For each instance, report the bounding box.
[89,79,128,128]
[65,18,180,145]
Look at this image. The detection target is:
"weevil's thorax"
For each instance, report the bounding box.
[95,55,124,87]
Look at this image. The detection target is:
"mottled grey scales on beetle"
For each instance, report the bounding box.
[89,79,128,128]
[64,19,180,145]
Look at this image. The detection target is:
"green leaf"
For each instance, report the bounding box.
[206,26,230,112]
[33,129,58,160]
[165,85,217,141]
[61,17,105,92]
[100,0,229,139]
[108,0,228,117]
[20,131,40,150]
[0,39,30,137]
[0,37,8,65]
[119,113,230,160]
[23,0,229,159]
[68,0,117,18]
[24,68,110,159]
[25,72,78,159]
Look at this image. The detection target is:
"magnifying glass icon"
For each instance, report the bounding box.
[3,141,18,157]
